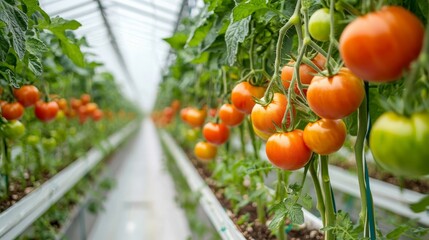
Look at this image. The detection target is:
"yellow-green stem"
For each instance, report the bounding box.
[309,159,326,225]
[354,95,369,237]
[320,155,335,240]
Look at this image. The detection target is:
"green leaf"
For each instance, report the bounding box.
[186,10,215,48]
[268,202,287,231]
[28,53,42,75]
[44,17,84,67]
[191,52,209,64]
[386,225,409,239]
[26,37,48,55]
[410,195,429,213]
[163,32,189,50]
[0,0,28,59]
[301,194,313,209]
[48,16,81,32]
[287,201,304,224]
[0,32,9,61]
[232,0,267,22]
[21,0,49,20]
[207,0,223,11]
[225,16,251,66]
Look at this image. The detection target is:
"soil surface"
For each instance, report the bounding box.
[188,152,324,240]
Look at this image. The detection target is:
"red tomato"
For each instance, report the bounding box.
[303,119,347,155]
[92,109,103,121]
[185,108,206,128]
[339,6,424,82]
[85,103,98,115]
[163,107,174,119]
[281,54,326,92]
[194,141,217,161]
[219,103,245,127]
[13,85,40,107]
[251,93,288,135]
[203,122,230,145]
[1,102,24,120]
[56,98,68,111]
[171,100,181,112]
[35,101,59,122]
[209,108,217,118]
[231,82,266,114]
[81,94,91,105]
[265,130,312,170]
[70,98,82,110]
[307,68,364,119]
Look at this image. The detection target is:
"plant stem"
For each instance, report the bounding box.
[247,118,260,160]
[278,225,286,240]
[354,94,369,237]
[2,138,10,197]
[309,158,326,225]
[320,155,335,240]
[239,123,246,156]
[249,25,255,71]
[326,0,336,75]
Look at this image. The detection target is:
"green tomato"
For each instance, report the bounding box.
[69,127,77,136]
[26,135,40,145]
[42,137,57,151]
[3,120,26,140]
[185,129,199,142]
[369,112,429,177]
[309,8,341,42]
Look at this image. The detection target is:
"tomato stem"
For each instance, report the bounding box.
[2,138,11,197]
[320,155,335,240]
[326,0,337,76]
[309,157,326,225]
[354,93,371,237]
[249,23,255,71]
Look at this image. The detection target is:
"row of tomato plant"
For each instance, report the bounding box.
[154,0,429,239]
[0,0,140,214]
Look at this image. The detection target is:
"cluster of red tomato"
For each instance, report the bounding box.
[152,100,180,127]
[0,85,106,140]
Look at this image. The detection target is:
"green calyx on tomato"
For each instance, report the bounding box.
[3,120,26,139]
[369,112,429,177]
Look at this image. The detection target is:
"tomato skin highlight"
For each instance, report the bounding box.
[219,103,245,127]
[14,85,40,107]
[369,112,429,177]
[339,6,424,82]
[307,68,364,119]
[203,122,230,145]
[303,119,347,155]
[194,141,217,161]
[231,82,265,114]
[35,101,59,122]
[251,93,288,135]
[1,102,24,120]
[265,130,312,171]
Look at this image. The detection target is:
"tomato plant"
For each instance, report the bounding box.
[81,94,91,105]
[303,119,347,155]
[42,137,57,151]
[1,102,24,120]
[339,6,424,82]
[194,141,217,161]
[203,122,229,145]
[251,93,288,135]
[35,101,60,122]
[231,82,265,114]
[265,130,312,170]
[369,112,429,177]
[307,68,364,119]
[14,85,40,107]
[219,103,245,127]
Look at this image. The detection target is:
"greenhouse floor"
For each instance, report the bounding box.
[88,118,190,240]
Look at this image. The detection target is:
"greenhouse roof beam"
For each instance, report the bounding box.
[94,0,140,99]
[112,1,176,25]
[49,0,95,16]
[122,0,178,16]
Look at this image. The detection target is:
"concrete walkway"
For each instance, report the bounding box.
[89,118,190,240]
